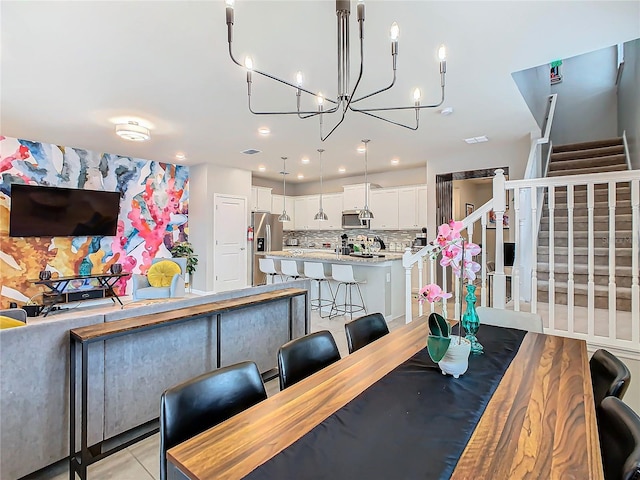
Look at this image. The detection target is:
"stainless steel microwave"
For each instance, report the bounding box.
[342,210,370,229]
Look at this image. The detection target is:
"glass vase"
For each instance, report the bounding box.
[78,257,92,276]
[461,284,483,354]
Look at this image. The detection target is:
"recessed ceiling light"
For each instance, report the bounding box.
[301,157,310,164]
[258,127,271,135]
[338,167,346,173]
[356,145,366,154]
[175,152,186,161]
[440,107,454,116]
[115,121,150,142]
[258,165,266,172]
[391,158,400,165]
[297,173,304,179]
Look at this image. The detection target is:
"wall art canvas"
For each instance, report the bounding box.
[0,136,189,305]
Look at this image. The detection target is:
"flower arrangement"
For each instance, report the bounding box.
[418,220,480,309]
[418,220,482,364]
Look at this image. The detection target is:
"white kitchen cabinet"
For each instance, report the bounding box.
[271,194,295,231]
[342,184,365,210]
[320,193,343,230]
[398,187,418,229]
[294,196,321,230]
[251,186,272,212]
[369,189,399,230]
[417,185,427,229]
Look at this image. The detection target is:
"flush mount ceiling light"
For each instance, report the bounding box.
[314,148,328,221]
[225,0,447,141]
[358,139,374,220]
[175,152,186,161]
[278,157,291,222]
[115,121,150,142]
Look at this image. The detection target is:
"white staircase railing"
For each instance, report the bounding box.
[403,167,640,356]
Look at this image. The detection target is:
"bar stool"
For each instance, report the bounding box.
[330,264,366,320]
[281,259,304,281]
[259,258,283,284]
[303,262,335,318]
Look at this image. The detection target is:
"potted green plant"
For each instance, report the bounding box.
[170,241,198,291]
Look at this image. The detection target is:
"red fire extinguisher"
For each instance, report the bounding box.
[247,226,254,241]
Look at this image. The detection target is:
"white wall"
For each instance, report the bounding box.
[512,63,552,130]
[618,38,640,169]
[189,164,252,292]
[255,166,427,196]
[426,139,530,248]
[550,46,618,146]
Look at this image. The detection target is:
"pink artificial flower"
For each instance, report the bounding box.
[418,283,452,304]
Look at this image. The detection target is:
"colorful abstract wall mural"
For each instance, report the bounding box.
[0,136,189,307]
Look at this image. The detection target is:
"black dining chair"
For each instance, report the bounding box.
[597,396,640,480]
[159,361,267,480]
[590,349,631,408]
[344,312,389,354]
[277,330,341,390]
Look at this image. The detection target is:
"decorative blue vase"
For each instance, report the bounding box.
[461,284,483,354]
[78,257,92,276]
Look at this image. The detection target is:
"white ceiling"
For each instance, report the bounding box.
[2,1,639,184]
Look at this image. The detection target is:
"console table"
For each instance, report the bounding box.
[68,287,308,480]
[31,272,130,316]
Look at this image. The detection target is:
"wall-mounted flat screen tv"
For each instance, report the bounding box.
[9,184,121,237]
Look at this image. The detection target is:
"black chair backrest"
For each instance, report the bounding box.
[590,349,631,408]
[277,330,341,390]
[598,396,640,480]
[159,361,267,480]
[345,312,390,354]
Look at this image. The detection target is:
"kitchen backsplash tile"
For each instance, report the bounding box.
[283,229,422,252]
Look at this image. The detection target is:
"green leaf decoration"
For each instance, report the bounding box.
[427,334,451,363]
[428,312,451,338]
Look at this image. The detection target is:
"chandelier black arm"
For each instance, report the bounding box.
[248,95,341,116]
[349,86,445,113]
[355,109,420,131]
[350,72,396,104]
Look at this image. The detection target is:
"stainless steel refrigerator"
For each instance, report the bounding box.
[251,212,284,286]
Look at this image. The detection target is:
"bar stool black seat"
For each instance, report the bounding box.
[277,330,341,390]
[344,312,389,354]
[159,361,267,480]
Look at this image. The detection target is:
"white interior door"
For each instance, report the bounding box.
[213,194,248,292]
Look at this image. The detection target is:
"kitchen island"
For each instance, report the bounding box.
[264,250,405,321]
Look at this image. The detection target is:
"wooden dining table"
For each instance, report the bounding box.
[167,316,603,480]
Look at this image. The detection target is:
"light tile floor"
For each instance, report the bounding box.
[23,310,406,480]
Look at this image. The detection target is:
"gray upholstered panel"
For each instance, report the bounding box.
[0,314,105,480]
[103,315,215,438]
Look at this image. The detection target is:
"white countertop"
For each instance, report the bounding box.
[264,250,403,264]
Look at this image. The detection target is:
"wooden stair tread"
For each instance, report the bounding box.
[550,145,624,161]
[551,137,624,153]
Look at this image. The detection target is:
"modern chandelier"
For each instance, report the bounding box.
[278,156,291,222]
[224,0,447,141]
